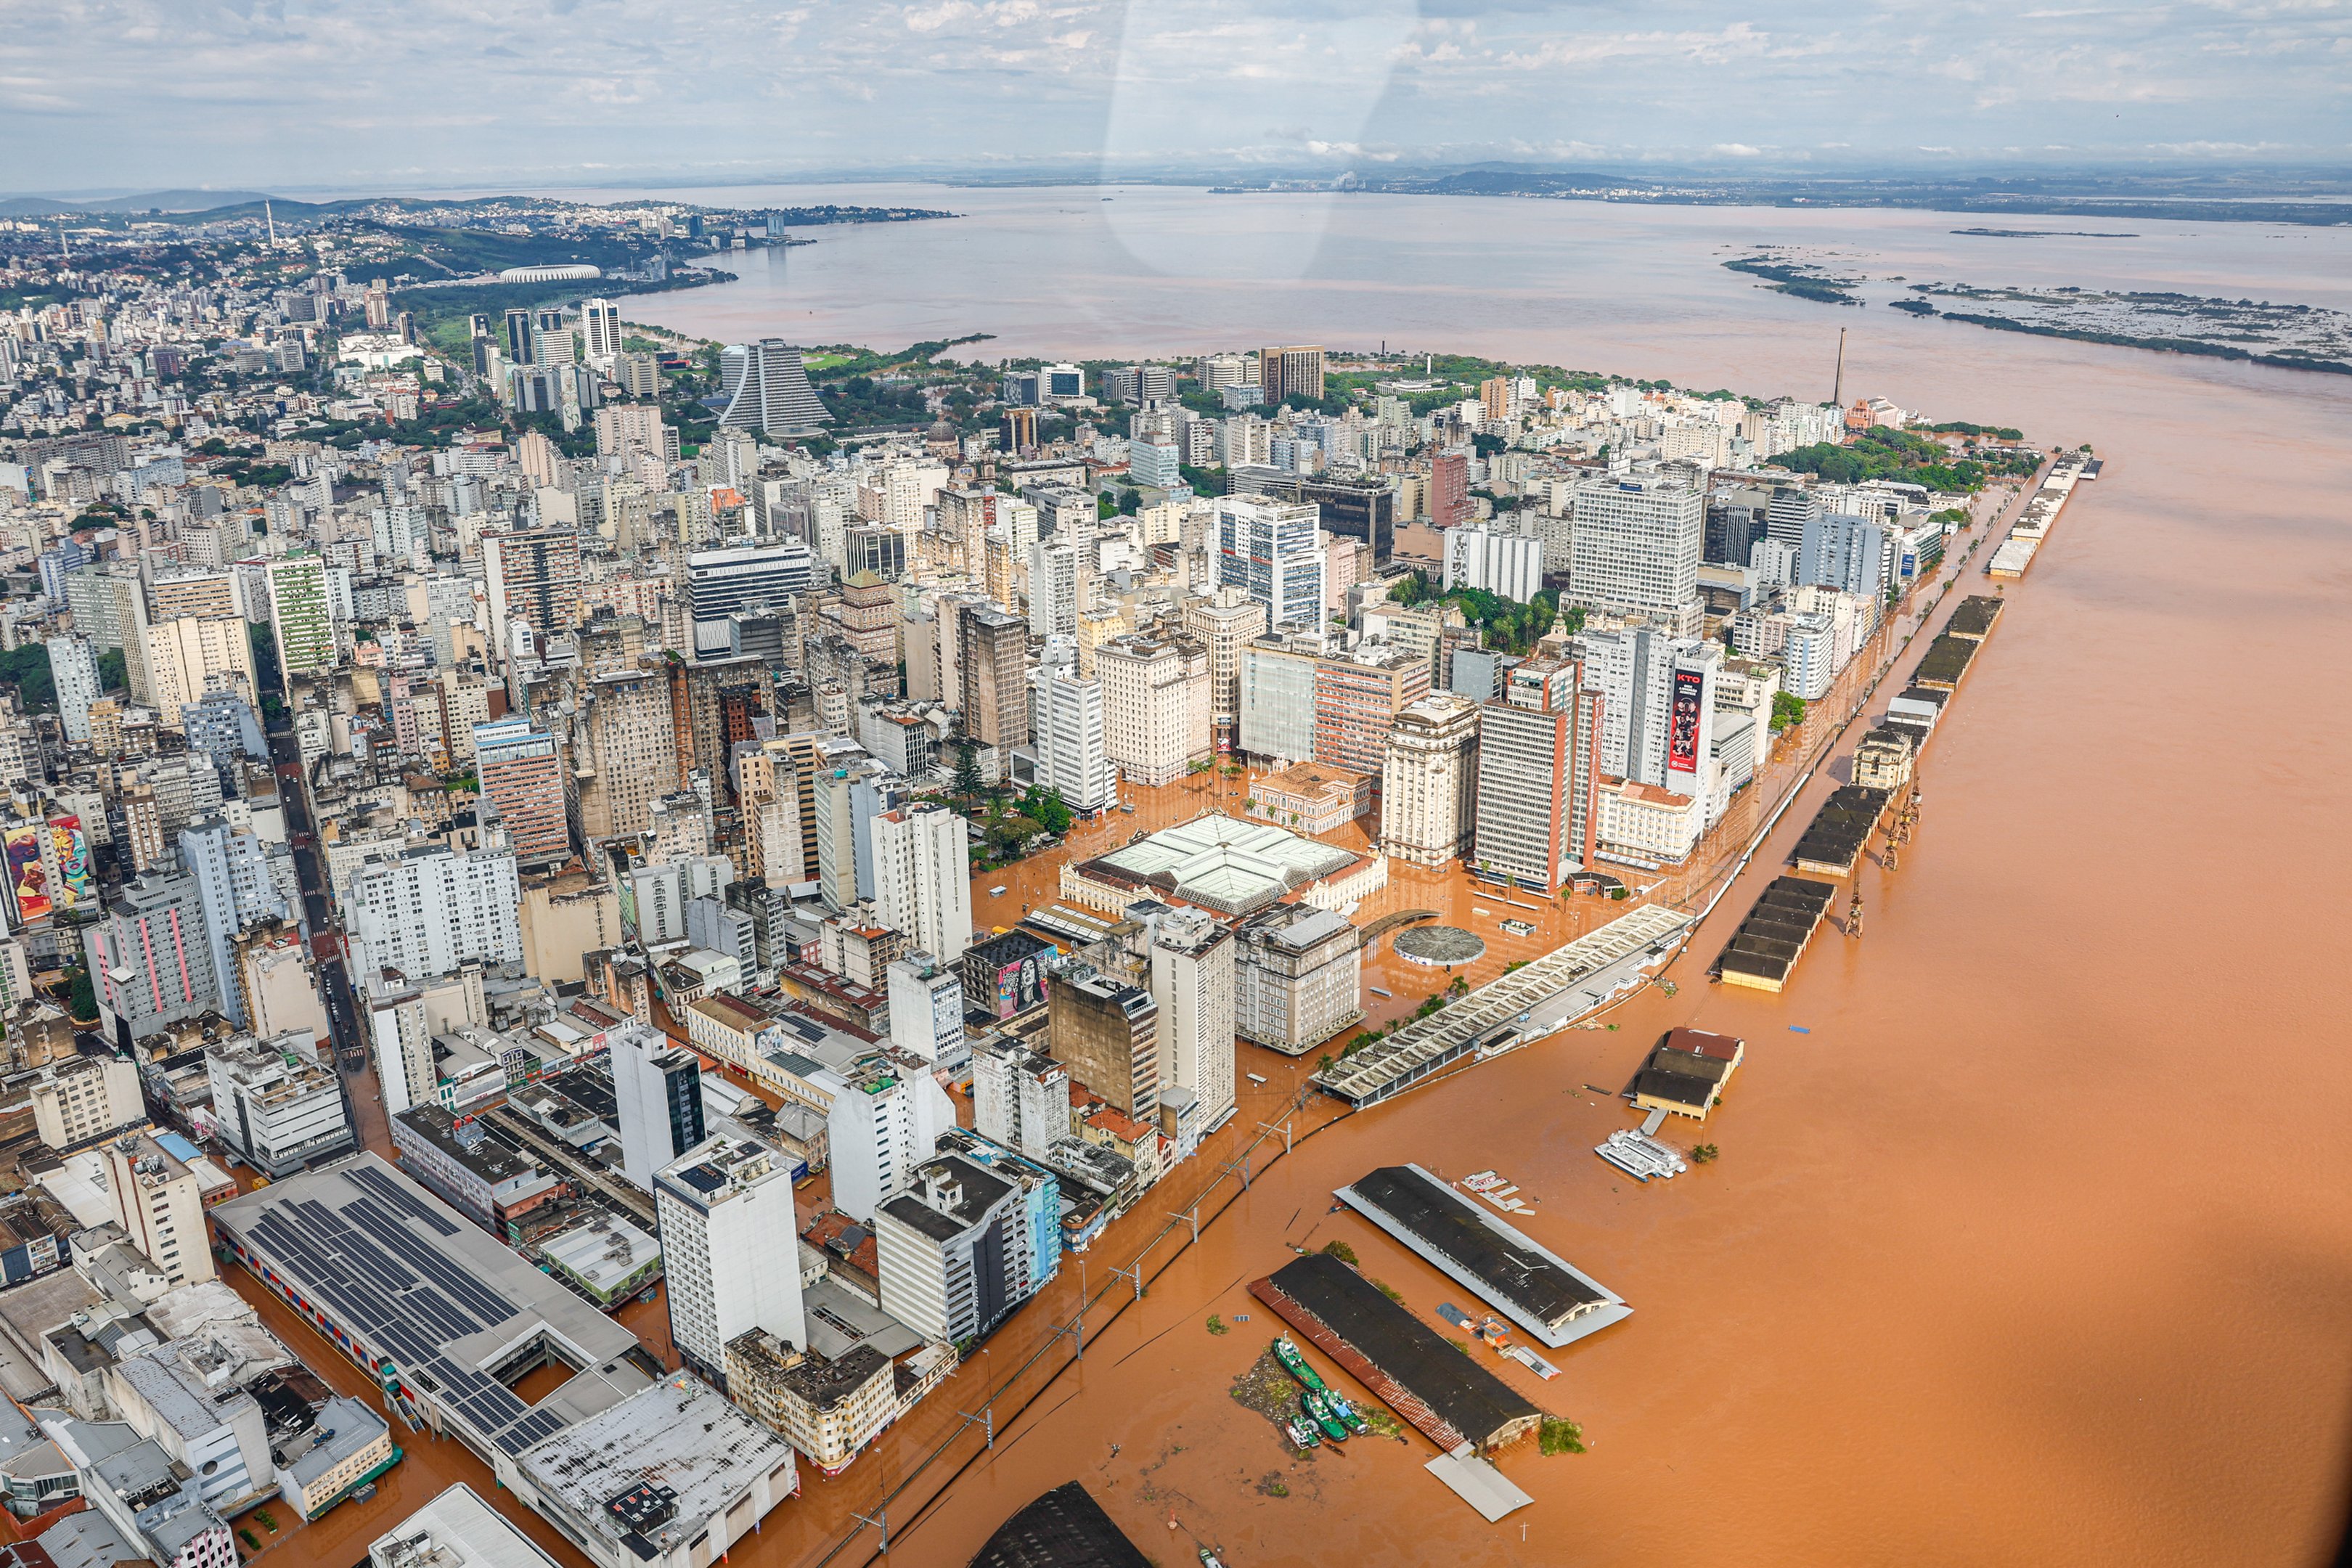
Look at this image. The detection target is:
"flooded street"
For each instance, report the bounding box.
[248,191,2352,1564]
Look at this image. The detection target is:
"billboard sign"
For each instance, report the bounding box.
[1668,668,1706,774]
[4,826,48,925]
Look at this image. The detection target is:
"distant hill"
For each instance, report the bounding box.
[0,189,279,216]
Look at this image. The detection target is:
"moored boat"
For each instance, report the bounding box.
[1300,1388,1349,1442]
[1272,1336,1328,1392]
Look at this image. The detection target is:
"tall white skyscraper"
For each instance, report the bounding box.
[1028,537,1083,638]
[1214,495,1325,631]
[579,298,623,366]
[1143,906,1236,1157]
[717,340,832,437]
[825,1055,955,1222]
[886,954,965,1066]
[612,1021,708,1193]
[1567,475,1704,620]
[870,803,972,965]
[46,636,101,743]
[1028,656,1116,814]
[1577,626,1720,792]
[654,1135,806,1392]
[343,844,523,978]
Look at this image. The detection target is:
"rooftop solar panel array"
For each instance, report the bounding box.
[230,1171,574,1458]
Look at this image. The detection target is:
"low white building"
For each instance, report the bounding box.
[1595,777,1705,866]
[1442,526,1543,603]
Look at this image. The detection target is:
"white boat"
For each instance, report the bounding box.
[1246,1072,1267,1085]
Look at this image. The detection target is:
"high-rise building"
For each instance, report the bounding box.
[1230,903,1362,1056]
[1576,626,1720,789]
[613,1021,708,1193]
[593,402,669,460]
[874,1153,1049,1345]
[1129,438,1182,490]
[343,844,523,979]
[502,306,536,367]
[63,563,154,701]
[482,526,583,660]
[887,954,965,1066]
[46,634,102,743]
[1027,537,1083,639]
[579,663,677,841]
[265,554,334,677]
[177,816,290,1029]
[826,1054,955,1222]
[580,298,623,364]
[205,1040,354,1177]
[1141,905,1235,1153]
[1430,449,1471,528]
[1215,496,1324,631]
[1096,633,1211,788]
[1798,510,1894,599]
[144,614,256,721]
[473,719,572,867]
[103,1134,217,1288]
[1048,960,1159,1121]
[956,602,1030,754]
[718,340,831,437]
[687,543,817,658]
[1766,484,1821,550]
[1257,345,1325,405]
[655,1135,807,1392]
[1029,656,1116,814]
[1471,670,1604,891]
[1569,475,1704,620]
[1442,527,1543,603]
[1380,692,1482,867]
[870,804,971,965]
[1310,643,1430,778]
[1180,587,1269,743]
[85,873,220,1050]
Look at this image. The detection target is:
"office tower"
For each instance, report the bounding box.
[971,1038,1069,1160]
[473,719,571,867]
[1472,668,1604,891]
[887,954,965,1065]
[718,340,830,436]
[580,298,622,364]
[618,351,662,399]
[1798,510,1894,599]
[1097,633,1210,787]
[144,614,255,721]
[481,526,582,661]
[827,1055,955,1222]
[1196,351,1249,390]
[1380,692,1482,866]
[1443,527,1543,602]
[956,602,1029,753]
[1766,484,1821,550]
[1257,344,1324,405]
[1567,474,1705,621]
[1311,644,1430,777]
[1000,407,1037,452]
[1028,537,1083,638]
[265,555,333,677]
[613,1021,708,1192]
[46,635,100,743]
[1029,656,1116,814]
[1048,961,1159,1121]
[344,844,523,979]
[810,755,901,911]
[1141,905,1236,1150]
[85,873,221,1050]
[1129,438,1182,490]
[502,307,536,366]
[875,1153,1051,1344]
[655,1135,806,1392]
[1235,473,1397,563]
[1215,495,1325,631]
[206,1040,354,1176]
[65,565,154,701]
[177,817,290,1029]
[870,803,971,965]
[686,542,817,657]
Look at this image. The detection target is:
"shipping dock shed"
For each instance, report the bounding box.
[1791,785,1892,877]
[1631,1027,1746,1122]
[1715,876,1837,992]
[1334,1164,1632,1349]
[1911,634,1982,691]
[1250,1254,1542,1454]
[1943,595,2005,642]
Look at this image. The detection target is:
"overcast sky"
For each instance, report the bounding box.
[4,0,2348,194]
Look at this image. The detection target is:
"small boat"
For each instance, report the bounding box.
[1367,986,1392,997]
[1285,1417,1320,1450]
[1245,1072,1267,1085]
[1326,1392,1371,1435]
[1272,1337,1328,1392]
[1300,1389,1349,1442]
[1199,1551,1226,1568]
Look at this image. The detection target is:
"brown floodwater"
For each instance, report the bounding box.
[348,189,2352,1564]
